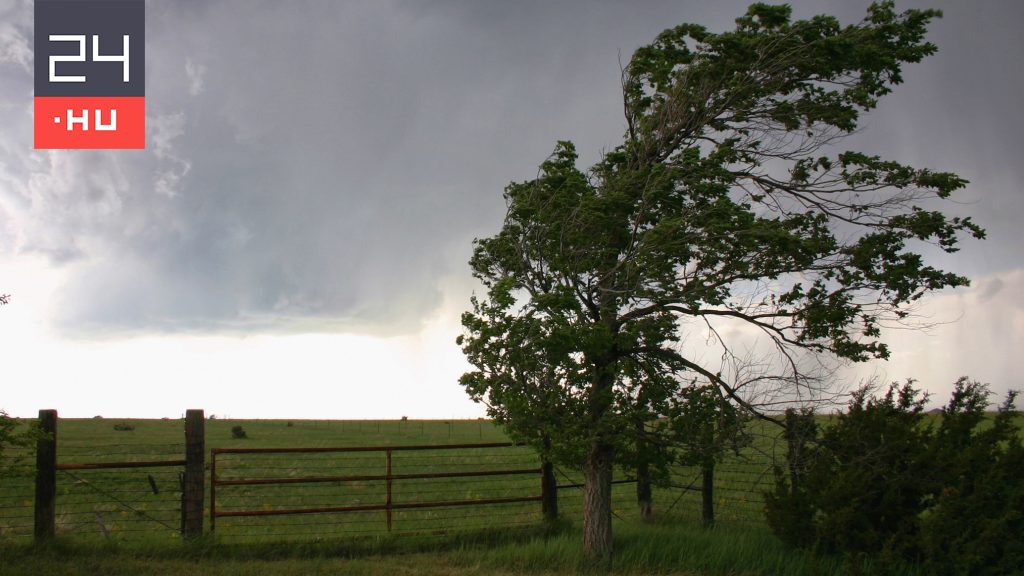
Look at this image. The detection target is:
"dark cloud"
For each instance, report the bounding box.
[1,0,1020,336]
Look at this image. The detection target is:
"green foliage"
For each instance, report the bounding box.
[813,382,932,557]
[0,410,20,465]
[919,387,1024,576]
[0,410,39,478]
[665,384,750,469]
[765,379,1023,573]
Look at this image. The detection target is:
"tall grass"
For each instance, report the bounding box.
[0,520,921,576]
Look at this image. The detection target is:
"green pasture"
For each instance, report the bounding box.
[0,415,962,575]
[0,417,780,546]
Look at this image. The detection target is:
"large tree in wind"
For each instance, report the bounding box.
[458,2,983,561]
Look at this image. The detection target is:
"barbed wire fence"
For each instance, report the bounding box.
[0,446,35,539]
[52,442,186,542]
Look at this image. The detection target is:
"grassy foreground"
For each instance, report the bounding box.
[0,416,936,574]
[0,521,910,576]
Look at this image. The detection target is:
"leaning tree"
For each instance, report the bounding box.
[458,2,983,561]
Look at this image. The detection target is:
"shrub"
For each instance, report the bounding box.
[919,386,1023,575]
[231,425,247,439]
[812,382,932,557]
[765,378,1023,572]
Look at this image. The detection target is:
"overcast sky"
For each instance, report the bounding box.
[1,0,1021,419]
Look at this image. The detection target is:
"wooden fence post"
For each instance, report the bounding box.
[385,448,393,531]
[541,435,558,521]
[34,409,57,542]
[182,409,205,539]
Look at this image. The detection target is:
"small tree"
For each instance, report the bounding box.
[459,3,982,561]
[764,407,818,547]
[668,384,749,527]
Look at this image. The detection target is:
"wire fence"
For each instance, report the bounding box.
[0,446,35,539]
[551,426,783,528]
[52,442,186,542]
[663,460,772,525]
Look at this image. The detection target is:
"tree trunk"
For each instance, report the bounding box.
[583,440,614,564]
[636,449,652,521]
[541,435,558,522]
[701,462,715,528]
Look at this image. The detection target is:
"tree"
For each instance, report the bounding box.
[0,294,31,475]
[458,2,982,561]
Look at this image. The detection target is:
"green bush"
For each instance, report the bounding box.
[919,387,1023,575]
[766,378,1022,573]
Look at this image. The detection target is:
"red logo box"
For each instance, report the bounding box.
[35,96,145,149]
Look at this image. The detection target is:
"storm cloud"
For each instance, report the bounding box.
[1,0,1021,338]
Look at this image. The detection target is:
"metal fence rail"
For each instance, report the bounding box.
[210,442,544,538]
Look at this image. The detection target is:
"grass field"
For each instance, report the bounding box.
[0,417,781,542]
[1,416,914,575]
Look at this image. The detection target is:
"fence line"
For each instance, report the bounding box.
[0,412,788,544]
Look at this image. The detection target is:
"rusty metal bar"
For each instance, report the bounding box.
[392,495,541,510]
[215,473,386,487]
[392,468,540,481]
[213,495,543,519]
[213,467,541,487]
[211,441,515,455]
[56,459,186,471]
